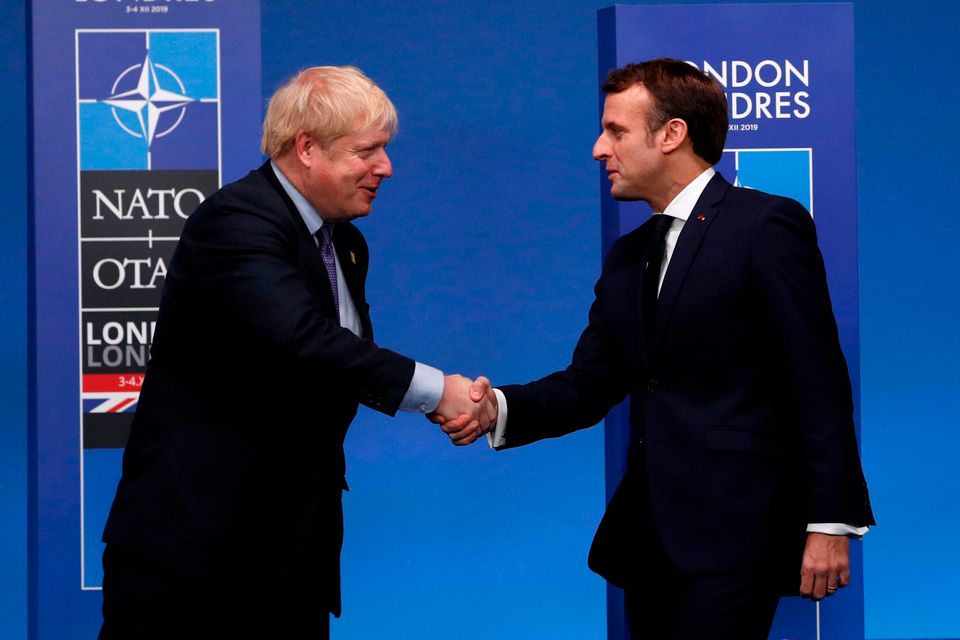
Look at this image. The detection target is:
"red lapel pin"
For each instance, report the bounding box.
[696,214,706,221]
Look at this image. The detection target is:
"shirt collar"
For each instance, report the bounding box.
[270,160,329,236]
[659,167,716,222]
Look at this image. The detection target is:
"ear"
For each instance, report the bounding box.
[660,118,689,154]
[293,130,315,167]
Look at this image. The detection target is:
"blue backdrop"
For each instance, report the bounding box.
[0,2,27,639]
[3,1,959,639]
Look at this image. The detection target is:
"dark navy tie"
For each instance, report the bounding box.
[642,214,673,343]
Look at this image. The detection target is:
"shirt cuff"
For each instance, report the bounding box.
[398,362,444,414]
[485,388,508,449]
[806,523,869,538]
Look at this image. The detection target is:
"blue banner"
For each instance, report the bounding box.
[597,4,861,639]
[29,1,261,635]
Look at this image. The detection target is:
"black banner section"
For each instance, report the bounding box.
[82,413,133,450]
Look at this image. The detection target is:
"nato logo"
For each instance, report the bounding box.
[716,148,813,215]
[77,30,220,171]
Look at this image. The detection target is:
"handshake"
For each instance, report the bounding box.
[428,375,498,446]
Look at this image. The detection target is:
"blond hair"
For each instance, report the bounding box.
[261,66,398,158]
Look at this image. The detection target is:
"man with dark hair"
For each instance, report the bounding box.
[602,58,729,165]
[439,58,873,638]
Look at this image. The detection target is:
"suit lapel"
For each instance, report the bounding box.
[258,162,340,321]
[652,173,730,346]
[333,231,372,336]
[635,221,659,368]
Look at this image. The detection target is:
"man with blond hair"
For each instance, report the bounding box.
[99,66,495,639]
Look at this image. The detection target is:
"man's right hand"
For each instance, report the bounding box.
[428,375,498,445]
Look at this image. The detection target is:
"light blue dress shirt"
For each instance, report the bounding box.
[271,161,443,414]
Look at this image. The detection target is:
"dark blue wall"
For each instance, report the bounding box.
[856,1,960,636]
[3,1,959,638]
[0,1,27,639]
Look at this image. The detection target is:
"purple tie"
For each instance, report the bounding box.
[318,224,340,320]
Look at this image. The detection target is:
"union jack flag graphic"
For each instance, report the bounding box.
[82,373,143,413]
[82,394,139,414]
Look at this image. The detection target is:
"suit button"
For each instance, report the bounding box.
[646,378,658,392]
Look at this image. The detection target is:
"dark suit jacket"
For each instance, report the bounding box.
[500,173,874,591]
[102,162,415,616]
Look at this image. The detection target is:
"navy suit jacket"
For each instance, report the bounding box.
[102,162,415,616]
[500,173,874,591]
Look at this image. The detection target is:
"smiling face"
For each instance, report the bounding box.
[592,84,668,207]
[298,125,393,222]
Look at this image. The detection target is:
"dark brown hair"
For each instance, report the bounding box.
[603,58,728,164]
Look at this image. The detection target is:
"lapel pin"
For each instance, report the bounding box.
[696,214,706,221]
[350,251,356,265]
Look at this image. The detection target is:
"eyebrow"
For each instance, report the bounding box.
[354,135,389,149]
[352,140,385,151]
[602,120,627,132]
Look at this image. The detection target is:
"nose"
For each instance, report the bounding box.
[592,134,610,161]
[373,148,392,178]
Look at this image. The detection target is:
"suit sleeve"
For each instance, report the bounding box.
[498,242,632,448]
[170,186,415,416]
[749,199,873,526]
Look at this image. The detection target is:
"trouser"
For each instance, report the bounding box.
[99,545,331,640]
[624,555,780,640]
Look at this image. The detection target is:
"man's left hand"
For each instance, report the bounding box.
[799,532,850,601]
